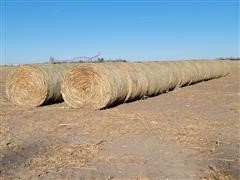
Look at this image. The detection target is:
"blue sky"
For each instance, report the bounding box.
[1,0,239,64]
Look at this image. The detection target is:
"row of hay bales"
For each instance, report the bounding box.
[6,60,229,109]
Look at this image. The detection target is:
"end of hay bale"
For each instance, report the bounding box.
[61,64,112,109]
[6,65,48,106]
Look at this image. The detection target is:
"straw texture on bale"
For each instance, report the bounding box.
[6,64,73,106]
[61,60,229,109]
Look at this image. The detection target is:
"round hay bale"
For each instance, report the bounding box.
[62,60,229,109]
[6,64,73,106]
[61,63,129,109]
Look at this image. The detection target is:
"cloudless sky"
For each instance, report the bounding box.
[1,0,239,64]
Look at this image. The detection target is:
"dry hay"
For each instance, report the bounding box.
[96,154,146,165]
[28,142,101,171]
[202,166,235,180]
[62,60,229,109]
[6,64,73,106]
[133,176,150,180]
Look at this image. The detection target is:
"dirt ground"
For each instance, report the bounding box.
[0,61,239,180]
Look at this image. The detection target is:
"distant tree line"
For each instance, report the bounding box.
[217,57,240,61]
[48,53,127,64]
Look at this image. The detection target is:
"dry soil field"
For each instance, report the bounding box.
[0,61,239,180]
